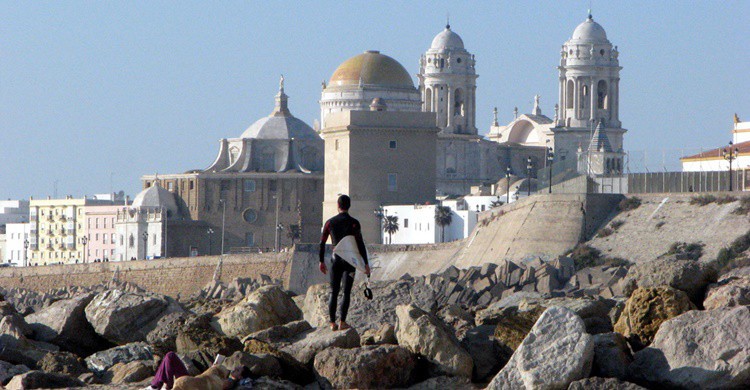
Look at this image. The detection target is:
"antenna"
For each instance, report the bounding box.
[446,13,450,29]
[588,0,593,19]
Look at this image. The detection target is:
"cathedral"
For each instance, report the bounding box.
[143,13,628,248]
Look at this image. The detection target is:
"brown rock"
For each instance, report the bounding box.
[704,275,750,310]
[493,306,545,353]
[109,360,154,384]
[314,345,415,389]
[614,286,695,350]
[37,351,88,377]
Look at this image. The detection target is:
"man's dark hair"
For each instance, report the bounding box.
[338,194,351,211]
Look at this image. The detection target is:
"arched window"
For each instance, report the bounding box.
[566,80,574,109]
[425,88,433,112]
[454,89,464,116]
[597,80,608,109]
[128,234,134,248]
[229,146,240,166]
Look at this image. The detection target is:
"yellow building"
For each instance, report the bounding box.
[28,196,121,266]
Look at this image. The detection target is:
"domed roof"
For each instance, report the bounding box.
[571,15,608,42]
[240,79,318,140]
[329,51,414,89]
[430,25,464,50]
[132,183,179,215]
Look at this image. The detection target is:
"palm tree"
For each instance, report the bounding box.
[434,205,453,243]
[382,215,399,244]
[287,224,302,245]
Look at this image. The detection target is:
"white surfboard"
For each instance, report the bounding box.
[332,235,368,273]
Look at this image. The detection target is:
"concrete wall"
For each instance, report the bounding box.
[628,171,745,193]
[0,253,292,298]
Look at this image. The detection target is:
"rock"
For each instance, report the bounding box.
[704,275,750,310]
[146,311,190,352]
[212,285,302,338]
[313,345,415,389]
[517,296,613,334]
[395,304,473,378]
[0,361,30,385]
[407,375,476,389]
[5,370,84,389]
[175,319,243,372]
[567,377,647,390]
[224,351,283,379]
[591,333,632,380]
[26,293,113,357]
[629,306,750,389]
[624,257,713,304]
[614,286,695,350]
[0,301,32,337]
[492,306,545,357]
[252,377,303,389]
[242,320,312,345]
[84,342,153,373]
[77,372,102,385]
[437,305,475,339]
[361,323,397,346]
[303,280,437,331]
[475,292,542,325]
[278,327,360,366]
[460,325,505,382]
[37,351,88,377]
[84,289,182,344]
[0,306,58,367]
[241,340,314,385]
[108,360,154,384]
[487,306,594,390]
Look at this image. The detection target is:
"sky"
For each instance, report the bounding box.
[1,1,749,200]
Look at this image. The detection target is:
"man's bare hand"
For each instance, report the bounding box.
[365,264,371,277]
[319,262,327,275]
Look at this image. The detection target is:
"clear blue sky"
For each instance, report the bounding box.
[2,1,748,200]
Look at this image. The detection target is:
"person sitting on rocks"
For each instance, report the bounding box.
[319,194,371,331]
[144,350,250,390]
[143,351,189,390]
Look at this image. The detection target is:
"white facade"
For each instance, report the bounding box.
[4,223,30,266]
[381,204,477,245]
[682,119,750,172]
[0,200,29,226]
[114,207,165,261]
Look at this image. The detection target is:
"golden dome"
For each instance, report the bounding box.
[329,50,414,89]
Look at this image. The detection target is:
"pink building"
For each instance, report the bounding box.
[84,205,119,262]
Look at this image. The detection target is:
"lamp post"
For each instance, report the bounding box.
[506,166,511,204]
[142,231,148,260]
[23,239,29,267]
[547,147,554,194]
[207,228,214,255]
[723,141,739,191]
[273,195,281,252]
[219,199,226,255]
[81,236,88,264]
[526,156,533,196]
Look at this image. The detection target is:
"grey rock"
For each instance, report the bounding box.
[278,327,360,366]
[108,360,154,384]
[37,351,89,377]
[360,323,397,346]
[624,257,713,304]
[406,375,477,389]
[704,275,750,310]
[395,304,473,378]
[84,342,153,373]
[592,333,632,380]
[212,285,302,338]
[475,291,542,325]
[487,306,594,390]
[243,320,312,345]
[460,325,505,383]
[0,361,30,385]
[224,351,283,379]
[437,305,475,339]
[567,377,647,390]
[5,370,84,389]
[629,306,750,389]
[314,345,415,389]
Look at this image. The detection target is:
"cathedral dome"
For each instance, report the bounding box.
[241,81,318,140]
[132,183,179,215]
[430,25,464,50]
[329,51,414,89]
[571,15,608,42]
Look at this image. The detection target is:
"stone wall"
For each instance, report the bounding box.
[0,252,293,298]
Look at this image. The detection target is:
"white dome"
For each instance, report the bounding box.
[132,183,179,216]
[430,25,464,50]
[571,16,608,42]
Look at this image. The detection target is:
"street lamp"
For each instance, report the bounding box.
[142,231,148,260]
[219,199,226,255]
[547,147,555,194]
[723,141,739,191]
[81,236,88,264]
[506,166,511,204]
[23,239,29,267]
[207,228,214,255]
[526,156,533,196]
[273,195,281,253]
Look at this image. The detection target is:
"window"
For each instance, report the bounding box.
[153,234,156,244]
[112,233,117,243]
[404,219,409,228]
[189,181,194,190]
[244,179,256,192]
[269,180,277,192]
[246,232,254,247]
[243,209,258,223]
[389,140,397,149]
[103,235,108,244]
[103,218,107,228]
[388,173,398,192]
[335,139,339,151]
[168,182,174,191]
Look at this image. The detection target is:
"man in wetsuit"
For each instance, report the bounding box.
[319,194,370,331]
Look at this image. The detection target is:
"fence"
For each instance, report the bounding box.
[627,170,745,194]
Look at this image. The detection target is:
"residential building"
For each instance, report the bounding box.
[4,223,30,266]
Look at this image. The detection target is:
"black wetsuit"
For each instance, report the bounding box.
[319,212,368,323]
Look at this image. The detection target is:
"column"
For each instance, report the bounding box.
[559,78,565,124]
[573,78,579,120]
[590,77,597,122]
[612,79,619,123]
[447,86,453,128]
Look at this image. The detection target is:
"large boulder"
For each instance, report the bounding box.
[0,361,30,385]
[629,306,750,389]
[475,292,542,325]
[704,275,750,310]
[526,296,614,334]
[360,323,397,346]
[26,293,112,356]
[437,304,475,339]
[224,351,283,379]
[487,306,594,390]
[395,304,473,378]
[242,340,314,385]
[84,342,152,373]
[242,320,312,345]
[279,328,360,366]
[614,286,695,350]
[5,370,84,389]
[568,377,647,390]
[407,376,476,389]
[624,257,713,304]
[303,280,437,331]
[175,318,243,372]
[591,333,632,380]
[146,311,190,352]
[84,289,182,344]
[0,305,58,367]
[37,351,88,377]
[460,325,505,382]
[212,285,302,338]
[313,345,415,389]
[108,360,154,384]
[492,306,546,360]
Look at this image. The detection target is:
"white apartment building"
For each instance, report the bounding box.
[381,202,478,245]
[5,223,30,266]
